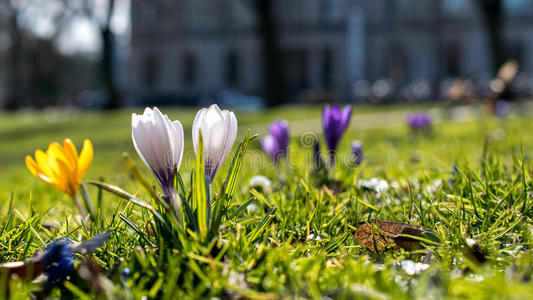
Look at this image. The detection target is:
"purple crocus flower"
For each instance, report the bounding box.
[322,104,352,160]
[405,112,432,130]
[261,120,290,163]
[494,100,510,117]
[261,135,279,163]
[352,140,363,166]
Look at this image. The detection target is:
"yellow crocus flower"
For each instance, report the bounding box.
[25,139,93,197]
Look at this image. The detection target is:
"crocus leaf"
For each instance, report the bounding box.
[87,181,153,210]
[123,152,161,203]
[211,130,252,235]
[87,181,166,224]
[223,130,252,199]
[79,183,97,222]
[193,131,208,241]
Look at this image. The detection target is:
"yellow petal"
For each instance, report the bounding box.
[63,139,79,168]
[49,143,72,168]
[77,139,93,181]
[55,157,75,195]
[34,149,55,179]
[45,144,72,189]
[38,173,64,191]
[28,152,62,191]
[25,155,41,178]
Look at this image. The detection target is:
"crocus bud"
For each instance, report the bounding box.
[261,120,289,164]
[192,104,238,182]
[132,107,184,203]
[494,100,510,117]
[260,135,279,163]
[352,140,363,165]
[405,112,432,131]
[322,104,352,160]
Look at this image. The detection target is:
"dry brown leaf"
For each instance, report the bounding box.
[355,219,431,252]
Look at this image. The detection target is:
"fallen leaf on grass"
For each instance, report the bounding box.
[355,219,436,252]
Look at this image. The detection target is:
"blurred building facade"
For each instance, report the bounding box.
[362,0,533,82]
[129,0,533,104]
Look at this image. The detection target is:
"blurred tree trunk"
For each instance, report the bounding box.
[101,0,121,109]
[3,1,22,110]
[252,0,286,107]
[477,0,504,76]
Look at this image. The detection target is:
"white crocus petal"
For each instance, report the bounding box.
[132,114,162,183]
[131,107,184,208]
[153,108,174,165]
[192,104,238,181]
[133,108,169,184]
[170,120,184,169]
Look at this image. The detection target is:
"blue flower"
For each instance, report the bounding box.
[43,242,75,286]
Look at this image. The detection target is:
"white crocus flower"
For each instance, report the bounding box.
[192,104,238,182]
[132,107,184,205]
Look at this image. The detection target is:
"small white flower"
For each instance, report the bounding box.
[358,178,390,194]
[247,203,259,214]
[306,233,323,241]
[466,238,477,247]
[249,175,272,193]
[399,260,429,276]
[192,104,238,181]
[425,179,443,194]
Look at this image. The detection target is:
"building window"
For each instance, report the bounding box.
[225,51,239,86]
[504,40,524,66]
[321,0,342,25]
[441,0,469,17]
[503,0,531,15]
[281,0,305,24]
[444,42,461,77]
[283,49,309,97]
[393,0,415,18]
[183,54,197,85]
[140,1,158,30]
[388,43,407,81]
[143,54,159,89]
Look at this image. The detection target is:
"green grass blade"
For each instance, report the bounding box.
[223,130,254,199]
[119,213,155,248]
[193,132,208,241]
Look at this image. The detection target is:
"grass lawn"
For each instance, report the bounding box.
[2,102,533,298]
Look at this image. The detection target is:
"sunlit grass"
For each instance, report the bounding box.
[2,102,533,298]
